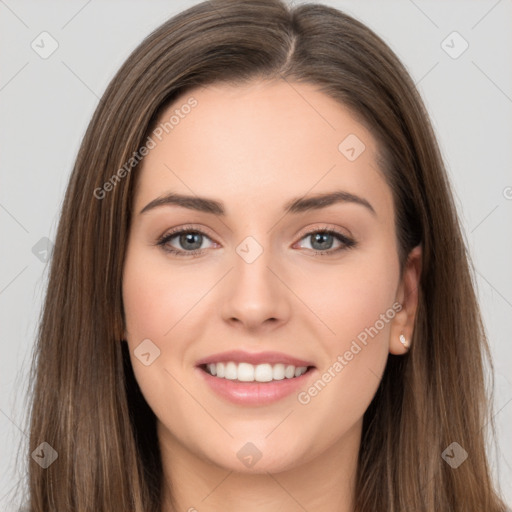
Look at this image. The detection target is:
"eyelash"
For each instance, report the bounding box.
[155,224,357,258]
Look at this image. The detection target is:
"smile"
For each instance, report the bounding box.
[195,350,317,406]
[201,361,310,382]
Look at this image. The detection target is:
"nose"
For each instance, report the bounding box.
[220,239,292,333]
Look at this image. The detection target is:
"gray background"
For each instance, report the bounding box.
[1,0,511,509]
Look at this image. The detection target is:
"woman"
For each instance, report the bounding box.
[20,0,508,510]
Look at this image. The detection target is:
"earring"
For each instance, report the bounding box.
[399,334,409,349]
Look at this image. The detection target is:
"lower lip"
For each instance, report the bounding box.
[196,366,316,406]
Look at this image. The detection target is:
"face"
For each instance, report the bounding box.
[122,79,420,475]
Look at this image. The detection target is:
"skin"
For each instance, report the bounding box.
[122,79,422,512]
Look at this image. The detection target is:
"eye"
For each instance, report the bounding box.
[156,226,216,257]
[295,228,356,255]
[156,225,356,258]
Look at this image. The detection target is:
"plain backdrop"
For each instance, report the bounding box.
[1,0,511,509]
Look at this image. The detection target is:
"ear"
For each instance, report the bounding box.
[389,245,422,355]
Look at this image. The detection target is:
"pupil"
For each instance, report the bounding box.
[181,232,202,250]
[312,233,332,250]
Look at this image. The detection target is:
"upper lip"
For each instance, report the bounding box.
[196,350,315,367]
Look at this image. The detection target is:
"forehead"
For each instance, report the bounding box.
[134,79,392,220]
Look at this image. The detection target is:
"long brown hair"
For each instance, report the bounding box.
[18,0,507,510]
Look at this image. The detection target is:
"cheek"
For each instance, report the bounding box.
[122,264,168,342]
[301,250,399,347]
[121,244,215,406]
[294,246,399,404]
[121,247,199,421]
[122,246,198,343]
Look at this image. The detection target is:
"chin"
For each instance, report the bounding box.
[200,436,307,474]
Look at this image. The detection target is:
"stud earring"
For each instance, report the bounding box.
[399,334,409,349]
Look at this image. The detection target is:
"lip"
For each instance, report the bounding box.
[195,365,317,406]
[195,350,315,367]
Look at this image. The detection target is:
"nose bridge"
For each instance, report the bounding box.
[233,233,278,301]
[221,232,291,329]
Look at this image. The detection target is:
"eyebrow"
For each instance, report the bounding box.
[139,190,376,217]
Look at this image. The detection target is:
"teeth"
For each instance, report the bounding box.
[225,362,237,380]
[284,365,295,379]
[204,362,309,382]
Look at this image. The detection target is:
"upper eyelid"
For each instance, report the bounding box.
[160,224,217,243]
